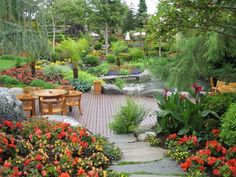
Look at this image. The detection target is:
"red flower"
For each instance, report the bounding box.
[180,159,191,171]
[41,171,47,176]
[3,120,13,129]
[198,149,211,156]
[35,128,42,135]
[212,129,220,137]
[167,133,177,140]
[207,157,218,166]
[213,168,220,176]
[78,168,85,175]
[15,122,22,129]
[24,159,31,166]
[0,148,3,153]
[58,131,67,139]
[229,165,236,177]
[60,172,70,177]
[36,163,43,170]
[191,83,202,94]
[45,133,51,139]
[79,129,87,137]
[3,161,11,168]
[35,154,42,161]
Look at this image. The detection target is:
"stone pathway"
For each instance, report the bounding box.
[108,135,185,177]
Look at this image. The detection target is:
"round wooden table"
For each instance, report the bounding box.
[33,89,68,98]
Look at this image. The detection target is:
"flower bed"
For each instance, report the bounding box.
[0,64,69,85]
[165,131,236,177]
[0,118,124,177]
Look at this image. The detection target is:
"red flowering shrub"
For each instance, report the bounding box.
[0,64,70,85]
[0,118,123,177]
[180,138,236,177]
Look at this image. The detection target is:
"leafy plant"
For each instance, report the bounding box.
[114,78,125,89]
[111,40,128,66]
[0,75,23,86]
[43,64,70,78]
[109,98,146,134]
[129,48,144,61]
[94,42,102,50]
[83,54,100,66]
[147,135,161,147]
[30,79,55,89]
[201,93,236,117]
[107,54,116,64]
[87,62,110,76]
[119,69,129,75]
[156,87,219,135]
[219,103,236,146]
[70,79,91,92]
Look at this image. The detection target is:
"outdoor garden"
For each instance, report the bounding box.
[0,0,236,177]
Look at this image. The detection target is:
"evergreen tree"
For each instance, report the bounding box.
[136,0,147,28]
[122,4,136,32]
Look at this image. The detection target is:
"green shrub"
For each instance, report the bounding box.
[107,54,116,64]
[119,69,129,75]
[201,93,236,117]
[30,79,55,89]
[0,75,22,86]
[87,62,109,76]
[129,48,144,61]
[70,79,91,92]
[114,78,125,89]
[220,103,236,146]
[109,98,146,134]
[120,53,132,61]
[83,54,100,66]
[43,64,70,78]
[94,42,102,50]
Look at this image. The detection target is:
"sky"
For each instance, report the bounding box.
[124,0,159,14]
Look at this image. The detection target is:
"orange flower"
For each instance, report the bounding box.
[59,172,70,177]
[167,133,177,140]
[41,171,47,176]
[78,168,85,175]
[0,148,3,153]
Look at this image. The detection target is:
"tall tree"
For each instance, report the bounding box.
[0,0,48,76]
[122,4,136,32]
[136,0,147,28]
[91,0,126,55]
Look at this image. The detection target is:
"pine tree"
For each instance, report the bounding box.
[122,4,136,32]
[136,0,147,28]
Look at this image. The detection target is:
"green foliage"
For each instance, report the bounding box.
[29,79,55,89]
[220,103,236,146]
[114,78,125,89]
[94,42,102,50]
[56,38,89,63]
[107,54,116,64]
[0,75,23,87]
[156,92,220,135]
[87,62,110,76]
[129,48,144,61]
[147,135,161,147]
[0,55,27,69]
[83,54,100,66]
[201,93,236,117]
[119,69,129,75]
[43,64,70,78]
[111,40,128,66]
[70,79,91,92]
[109,98,146,134]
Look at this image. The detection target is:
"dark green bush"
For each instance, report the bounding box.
[83,54,100,66]
[220,103,236,146]
[201,93,236,117]
[0,75,23,86]
[129,48,144,61]
[70,79,91,92]
[107,54,116,64]
[30,79,55,89]
[94,42,102,50]
[109,98,146,134]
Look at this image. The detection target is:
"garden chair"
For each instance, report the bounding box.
[65,90,83,115]
[229,82,236,88]
[23,87,41,97]
[39,97,66,115]
[16,94,36,117]
[212,80,225,93]
[55,85,74,92]
[217,85,235,93]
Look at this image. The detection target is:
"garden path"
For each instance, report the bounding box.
[108,135,185,177]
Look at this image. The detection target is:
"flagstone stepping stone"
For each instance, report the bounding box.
[43,115,82,127]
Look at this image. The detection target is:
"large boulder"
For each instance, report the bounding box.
[101,84,123,95]
[8,87,24,97]
[0,88,26,122]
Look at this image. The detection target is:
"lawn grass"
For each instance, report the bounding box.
[0,59,16,72]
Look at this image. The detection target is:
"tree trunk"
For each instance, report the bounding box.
[159,39,162,57]
[52,15,56,53]
[31,61,36,77]
[117,57,121,67]
[105,23,109,55]
[72,63,78,79]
